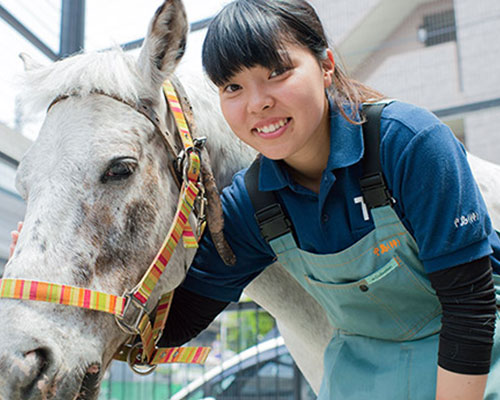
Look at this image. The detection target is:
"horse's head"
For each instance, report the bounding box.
[0,1,215,398]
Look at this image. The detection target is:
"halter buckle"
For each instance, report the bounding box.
[115,292,148,336]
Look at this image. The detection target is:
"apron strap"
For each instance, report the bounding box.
[244,158,292,243]
[360,101,396,209]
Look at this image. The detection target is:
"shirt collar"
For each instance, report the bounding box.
[259,97,364,192]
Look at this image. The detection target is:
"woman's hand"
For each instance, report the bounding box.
[9,221,23,260]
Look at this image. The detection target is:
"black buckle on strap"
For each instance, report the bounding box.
[359,173,394,209]
[255,204,292,242]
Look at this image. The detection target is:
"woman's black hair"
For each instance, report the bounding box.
[202,0,384,124]
[202,0,327,87]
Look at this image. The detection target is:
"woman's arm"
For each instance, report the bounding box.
[157,285,230,347]
[379,107,498,397]
[429,256,497,400]
[436,367,488,400]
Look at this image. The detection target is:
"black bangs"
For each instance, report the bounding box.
[202,1,294,86]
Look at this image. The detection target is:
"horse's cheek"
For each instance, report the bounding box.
[124,201,158,240]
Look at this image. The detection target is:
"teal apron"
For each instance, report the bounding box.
[268,205,500,399]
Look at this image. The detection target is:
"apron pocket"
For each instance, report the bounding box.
[304,257,442,341]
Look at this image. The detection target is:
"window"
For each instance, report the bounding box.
[418,9,457,47]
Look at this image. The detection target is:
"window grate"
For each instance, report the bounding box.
[418,9,457,47]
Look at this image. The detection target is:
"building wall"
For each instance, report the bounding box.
[355,0,463,110]
[360,41,462,109]
[455,0,500,163]
[311,0,500,163]
[465,108,500,162]
[310,0,380,43]
[455,0,500,101]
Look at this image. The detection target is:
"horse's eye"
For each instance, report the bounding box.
[101,158,138,183]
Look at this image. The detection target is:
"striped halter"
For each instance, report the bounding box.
[0,79,211,375]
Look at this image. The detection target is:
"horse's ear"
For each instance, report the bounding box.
[19,53,44,71]
[137,0,189,89]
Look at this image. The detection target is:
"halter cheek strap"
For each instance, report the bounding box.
[0,79,210,374]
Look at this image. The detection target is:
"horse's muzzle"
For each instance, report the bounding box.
[0,339,52,399]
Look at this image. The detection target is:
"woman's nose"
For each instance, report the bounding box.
[246,88,274,114]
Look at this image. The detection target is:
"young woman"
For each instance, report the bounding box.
[10,0,500,398]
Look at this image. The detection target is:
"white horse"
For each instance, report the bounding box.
[1,0,499,398]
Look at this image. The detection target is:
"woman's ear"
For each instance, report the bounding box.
[322,48,335,88]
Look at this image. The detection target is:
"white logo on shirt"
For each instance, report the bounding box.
[354,196,370,221]
[454,212,479,228]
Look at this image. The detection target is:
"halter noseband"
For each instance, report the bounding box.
[0,79,210,375]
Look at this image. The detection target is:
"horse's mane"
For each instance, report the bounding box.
[19,48,147,115]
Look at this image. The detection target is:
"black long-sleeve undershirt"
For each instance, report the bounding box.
[156,285,230,347]
[428,256,497,374]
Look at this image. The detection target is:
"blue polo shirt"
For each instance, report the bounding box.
[182,100,500,302]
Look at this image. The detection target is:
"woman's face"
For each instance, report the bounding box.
[218,43,334,163]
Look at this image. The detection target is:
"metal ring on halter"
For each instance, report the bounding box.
[126,342,158,376]
[194,183,207,237]
[176,136,207,183]
[175,149,186,178]
[115,292,148,336]
[193,136,207,150]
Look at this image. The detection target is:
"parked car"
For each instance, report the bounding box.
[171,337,315,400]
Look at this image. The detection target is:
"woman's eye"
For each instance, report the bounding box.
[101,158,138,183]
[269,67,290,78]
[224,83,241,93]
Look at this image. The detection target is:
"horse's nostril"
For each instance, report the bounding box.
[21,348,51,394]
[25,348,49,374]
[0,332,57,398]
[78,363,101,399]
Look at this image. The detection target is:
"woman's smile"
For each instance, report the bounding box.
[253,117,292,139]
